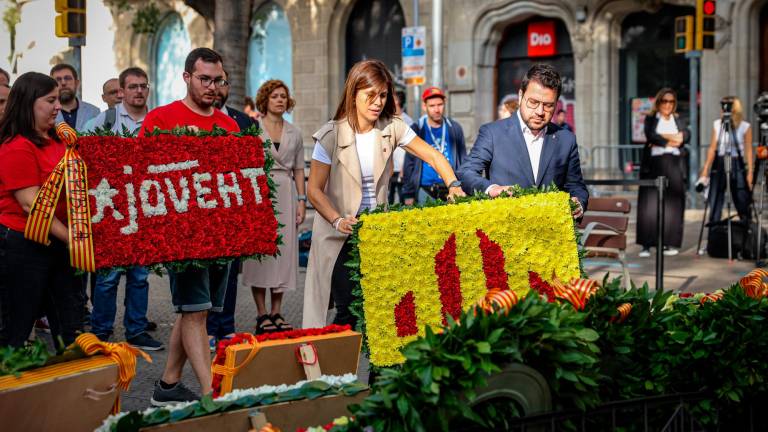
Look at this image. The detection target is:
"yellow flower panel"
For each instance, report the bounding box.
[358,192,580,366]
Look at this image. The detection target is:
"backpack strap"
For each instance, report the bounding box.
[103,108,117,131]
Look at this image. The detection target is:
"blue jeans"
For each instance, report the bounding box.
[91,266,150,339]
[206,259,239,338]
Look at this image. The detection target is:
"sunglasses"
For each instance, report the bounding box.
[660,98,676,105]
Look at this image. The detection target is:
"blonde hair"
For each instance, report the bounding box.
[725,96,744,129]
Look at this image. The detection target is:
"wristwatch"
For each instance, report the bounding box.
[297,195,307,202]
[448,180,462,189]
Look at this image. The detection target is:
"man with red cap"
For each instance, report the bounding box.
[402,86,467,204]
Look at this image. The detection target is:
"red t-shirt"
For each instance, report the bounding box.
[0,136,68,232]
[139,100,239,136]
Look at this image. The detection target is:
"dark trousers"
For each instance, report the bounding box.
[708,156,752,224]
[388,173,404,204]
[206,259,239,338]
[637,154,686,248]
[331,238,356,328]
[0,225,83,347]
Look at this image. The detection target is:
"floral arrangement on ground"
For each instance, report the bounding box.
[347,186,583,366]
[96,374,365,432]
[304,269,768,431]
[79,125,281,272]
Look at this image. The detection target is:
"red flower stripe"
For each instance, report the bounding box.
[394,291,418,337]
[435,233,463,324]
[210,324,351,397]
[528,271,556,302]
[476,229,509,291]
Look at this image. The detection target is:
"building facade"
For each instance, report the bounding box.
[101,0,768,168]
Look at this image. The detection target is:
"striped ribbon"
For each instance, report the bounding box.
[477,288,519,314]
[739,268,768,300]
[551,277,599,310]
[75,333,151,413]
[610,303,633,323]
[700,292,724,304]
[24,123,96,271]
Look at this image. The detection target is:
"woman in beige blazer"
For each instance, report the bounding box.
[303,60,465,329]
[242,80,305,333]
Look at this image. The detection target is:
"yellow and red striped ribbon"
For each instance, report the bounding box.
[477,288,519,314]
[611,303,633,323]
[739,268,768,300]
[24,123,95,271]
[551,277,599,310]
[700,292,724,304]
[75,333,151,413]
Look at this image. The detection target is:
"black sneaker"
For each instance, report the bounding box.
[145,321,158,332]
[127,333,165,351]
[150,381,200,407]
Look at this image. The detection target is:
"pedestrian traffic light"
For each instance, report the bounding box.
[55,0,86,38]
[696,0,716,50]
[674,15,694,53]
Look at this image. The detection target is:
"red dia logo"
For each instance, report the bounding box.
[394,229,509,336]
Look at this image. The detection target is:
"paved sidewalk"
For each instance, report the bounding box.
[111,208,756,411]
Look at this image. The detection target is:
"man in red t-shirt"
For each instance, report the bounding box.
[146,48,240,407]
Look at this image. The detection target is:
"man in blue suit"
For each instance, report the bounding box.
[458,64,587,218]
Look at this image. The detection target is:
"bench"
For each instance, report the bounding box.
[577,197,631,287]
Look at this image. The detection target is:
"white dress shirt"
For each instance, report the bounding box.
[485,111,546,194]
[651,113,681,157]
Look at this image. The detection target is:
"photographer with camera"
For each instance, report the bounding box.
[698,96,753,225]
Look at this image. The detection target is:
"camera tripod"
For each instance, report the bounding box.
[754,119,768,266]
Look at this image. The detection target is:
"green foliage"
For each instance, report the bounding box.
[0,339,49,377]
[131,3,161,35]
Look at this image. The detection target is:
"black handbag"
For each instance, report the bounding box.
[707,218,767,260]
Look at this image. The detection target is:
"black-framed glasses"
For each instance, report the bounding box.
[126,83,150,91]
[524,96,556,112]
[192,74,229,88]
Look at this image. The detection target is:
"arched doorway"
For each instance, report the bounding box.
[247,1,292,119]
[153,13,191,107]
[345,0,405,77]
[619,4,694,146]
[496,17,574,128]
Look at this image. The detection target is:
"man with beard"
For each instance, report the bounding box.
[50,64,100,131]
[204,69,256,351]
[458,63,588,218]
[139,48,238,406]
[0,84,9,116]
[87,67,163,351]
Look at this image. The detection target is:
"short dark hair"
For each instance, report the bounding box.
[0,67,9,83]
[119,67,148,88]
[520,63,561,98]
[50,63,78,81]
[395,89,406,107]
[0,72,61,147]
[184,48,223,74]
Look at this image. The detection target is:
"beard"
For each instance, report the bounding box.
[59,88,75,104]
[213,93,228,109]
[190,88,215,110]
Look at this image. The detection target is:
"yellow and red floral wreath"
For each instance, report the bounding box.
[356,191,581,366]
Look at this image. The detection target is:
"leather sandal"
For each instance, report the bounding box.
[271,313,293,331]
[256,314,278,334]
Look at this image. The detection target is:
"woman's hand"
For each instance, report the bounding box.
[333,215,358,235]
[748,172,754,190]
[447,186,466,201]
[296,201,306,225]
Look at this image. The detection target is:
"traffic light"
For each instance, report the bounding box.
[55,0,86,38]
[674,16,694,53]
[696,0,716,50]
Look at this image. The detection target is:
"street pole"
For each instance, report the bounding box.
[431,0,442,89]
[70,36,85,97]
[686,50,701,207]
[413,0,420,119]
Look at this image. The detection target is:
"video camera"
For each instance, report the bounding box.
[721,96,735,121]
[755,92,768,122]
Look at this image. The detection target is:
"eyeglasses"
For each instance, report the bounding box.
[54,76,75,83]
[126,83,150,91]
[192,74,229,88]
[524,96,557,112]
[660,98,676,105]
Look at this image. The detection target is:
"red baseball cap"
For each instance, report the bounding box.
[421,86,446,102]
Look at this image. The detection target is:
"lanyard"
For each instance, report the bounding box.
[426,120,447,155]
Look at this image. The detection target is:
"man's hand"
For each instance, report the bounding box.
[487,184,512,198]
[571,197,584,219]
[404,198,415,206]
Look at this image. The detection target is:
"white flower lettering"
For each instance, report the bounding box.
[217,172,243,208]
[193,172,218,209]
[140,179,167,217]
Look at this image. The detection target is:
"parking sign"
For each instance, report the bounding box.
[402,26,426,86]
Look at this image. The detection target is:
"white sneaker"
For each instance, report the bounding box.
[638,248,651,258]
[663,247,679,256]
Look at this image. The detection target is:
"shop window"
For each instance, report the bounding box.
[153,13,191,108]
[247,1,292,120]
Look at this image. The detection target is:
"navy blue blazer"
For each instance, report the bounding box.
[225,105,257,131]
[458,114,589,209]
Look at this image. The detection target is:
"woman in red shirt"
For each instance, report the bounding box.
[0,72,83,347]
